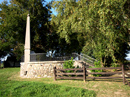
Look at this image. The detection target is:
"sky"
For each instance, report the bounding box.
[0,0,58,15]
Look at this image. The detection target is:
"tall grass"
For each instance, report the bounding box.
[0,68,96,97]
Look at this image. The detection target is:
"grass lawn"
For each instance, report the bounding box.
[0,68,95,97]
[0,68,130,97]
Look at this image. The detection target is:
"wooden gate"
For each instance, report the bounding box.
[53,65,130,86]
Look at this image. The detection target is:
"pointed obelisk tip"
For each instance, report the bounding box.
[27,14,30,17]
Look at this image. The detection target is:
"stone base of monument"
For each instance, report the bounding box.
[20,61,64,78]
[20,60,90,78]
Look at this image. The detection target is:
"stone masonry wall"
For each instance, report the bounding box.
[20,61,88,78]
[20,61,64,78]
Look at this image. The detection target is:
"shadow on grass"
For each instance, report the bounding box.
[56,77,130,83]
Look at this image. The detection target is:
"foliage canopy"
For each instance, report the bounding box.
[51,0,130,66]
[0,0,51,60]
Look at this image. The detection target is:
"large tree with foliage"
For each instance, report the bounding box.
[0,0,52,60]
[50,21,84,54]
[51,0,130,66]
[51,0,85,54]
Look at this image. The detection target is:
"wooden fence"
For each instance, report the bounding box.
[53,65,130,86]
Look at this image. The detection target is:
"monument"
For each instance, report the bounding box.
[20,14,64,78]
[24,14,30,64]
[20,14,31,77]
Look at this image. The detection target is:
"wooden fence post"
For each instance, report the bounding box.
[122,64,125,85]
[83,65,86,82]
[54,66,56,81]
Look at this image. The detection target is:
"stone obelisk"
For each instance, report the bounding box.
[24,14,30,64]
[20,14,30,77]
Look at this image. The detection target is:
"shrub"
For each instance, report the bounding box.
[63,57,75,73]
[89,61,103,77]
[111,63,120,67]
[0,63,4,68]
[111,63,120,71]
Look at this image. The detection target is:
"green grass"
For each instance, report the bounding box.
[0,68,96,97]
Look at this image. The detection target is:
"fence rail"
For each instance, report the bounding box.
[73,53,95,64]
[54,65,130,86]
[21,53,96,64]
[30,53,73,61]
[53,66,86,82]
[86,71,122,75]
[123,65,130,86]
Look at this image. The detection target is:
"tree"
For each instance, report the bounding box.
[51,0,130,66]
[49,22,84,54]
[0,0,51,60]
[51,0,85,54]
